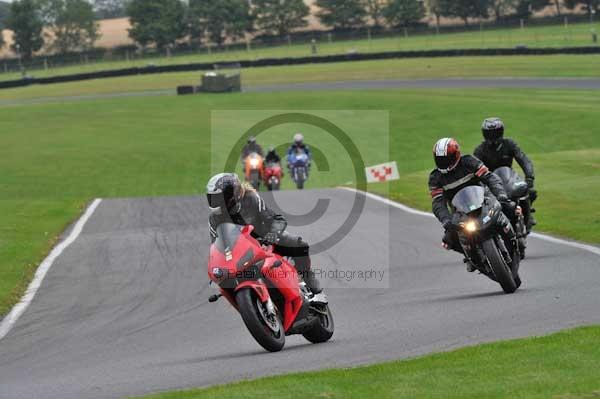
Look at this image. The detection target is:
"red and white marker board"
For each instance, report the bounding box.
[365,161,400,183]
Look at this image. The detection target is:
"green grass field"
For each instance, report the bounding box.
[1,85,599,317]
[1,54,600,102]
[1,55,599,399]
[1,21,599,82]
[131,326,600,399]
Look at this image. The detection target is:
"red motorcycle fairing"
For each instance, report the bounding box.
[208,225,268,284]
[263,164,283,183]
[207,223,305,333]
[261,256,305,331]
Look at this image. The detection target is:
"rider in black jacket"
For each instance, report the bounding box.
[206,173,321,293]
[429,138,516,271]
[265,147,281,164]
[241,137,264,161]
[474,118,537,230]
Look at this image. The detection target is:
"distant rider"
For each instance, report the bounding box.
[287,133,312,169]
[241,136,264,162]
[206,173,321,293]
[429,138,516,271]
[265,146,281,165]
[474,118,537,230]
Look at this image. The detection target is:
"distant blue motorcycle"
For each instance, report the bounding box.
[288,150,310,190]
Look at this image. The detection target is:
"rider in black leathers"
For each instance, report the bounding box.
[206,173,321,293]
[241,136,264,161]
[474,118,537,231]
[429,138,517,271]
[265,147,281,165]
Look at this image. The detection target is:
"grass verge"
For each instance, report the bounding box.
[131,326,600,399]
[1,55,600,102]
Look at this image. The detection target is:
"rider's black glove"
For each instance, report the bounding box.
[443,220,457,233]
[525,178,538,201]
[529,189,537,202]
[499,197,516,216]
[526,177,535,190]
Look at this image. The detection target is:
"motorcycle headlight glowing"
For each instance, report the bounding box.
[464,220,478,233]
[250,158,259,167]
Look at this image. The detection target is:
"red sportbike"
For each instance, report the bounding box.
[208,223,334,352]
[263,162,283,191]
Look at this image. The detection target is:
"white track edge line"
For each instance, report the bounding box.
[0,198,102,341]
[339,187,600,257]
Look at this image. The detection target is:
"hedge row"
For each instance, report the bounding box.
[2,46,599,90]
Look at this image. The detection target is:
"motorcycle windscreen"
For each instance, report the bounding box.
[289,153,308,165]
[494,167,528,198]
[452,186,485,214]
[214,223,242,253]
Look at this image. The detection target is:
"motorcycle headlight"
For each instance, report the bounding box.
[250,158,259,167]
[464,220,478,233]
[211,267,225,279]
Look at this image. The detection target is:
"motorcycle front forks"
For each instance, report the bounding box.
[497,212,518,262]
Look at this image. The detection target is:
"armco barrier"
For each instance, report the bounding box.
[2,46,599,90]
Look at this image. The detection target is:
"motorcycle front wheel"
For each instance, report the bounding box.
[482,239,517,294]
[250,171,261,190]
[302,303,334,344]
[236,289,285,352]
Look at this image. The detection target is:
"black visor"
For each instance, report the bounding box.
[483,129,502,142]
[207,193,226,209]
[435,155,454,170]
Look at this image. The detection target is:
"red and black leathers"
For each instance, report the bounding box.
[428,155,508,226]
[429,155,512,253]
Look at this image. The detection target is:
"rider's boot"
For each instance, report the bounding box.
[529,207,537,228]
[443,236,473,272]
[304,270,322,294]
[294,256,322,294]
[463,257,476,272]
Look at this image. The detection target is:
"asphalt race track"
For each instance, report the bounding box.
[248,78,600,92]
[1,189,599,399]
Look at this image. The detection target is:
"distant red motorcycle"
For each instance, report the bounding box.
[263,162,283,191]
[208,223,334,352]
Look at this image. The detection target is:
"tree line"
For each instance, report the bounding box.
[3,0,599,61]
[126,0,599,49]
[5,0,98,60]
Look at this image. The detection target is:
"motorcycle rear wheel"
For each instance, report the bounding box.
[482,239,517,294]
[236,289,285,352]
[302,304,334,344]
[268,178,280,191]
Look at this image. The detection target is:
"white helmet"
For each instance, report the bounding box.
[293,133,304,144]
